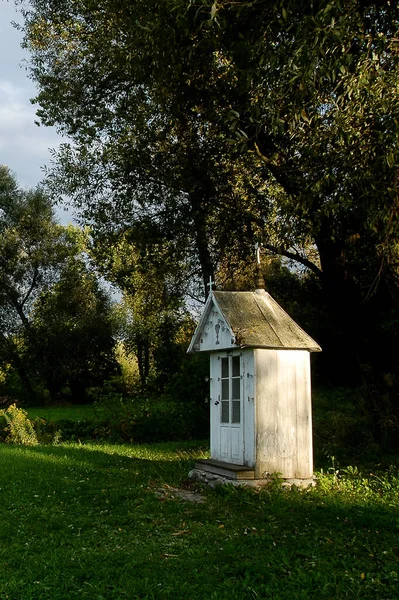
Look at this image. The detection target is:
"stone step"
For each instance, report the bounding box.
[195,459,255,480]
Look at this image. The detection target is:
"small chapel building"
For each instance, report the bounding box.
[188,277,321,483]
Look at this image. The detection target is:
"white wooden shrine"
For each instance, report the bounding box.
[188,284,321,481]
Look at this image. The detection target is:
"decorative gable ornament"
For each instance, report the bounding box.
[188,287,321,485]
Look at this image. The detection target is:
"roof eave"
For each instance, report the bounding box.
[187,293,236,353]
[186,294,213,354]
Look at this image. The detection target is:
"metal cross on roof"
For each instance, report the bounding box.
[207,275,215,293]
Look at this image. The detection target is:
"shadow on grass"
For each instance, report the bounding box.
[0,440,208,489]
[1,441,397,518]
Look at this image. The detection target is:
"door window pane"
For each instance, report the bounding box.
[232,400,241,423]
[221,401,229,423]
[221,357,229,378]
[232,356,240,377]
[220,354,241,426]
[232,378,240,399]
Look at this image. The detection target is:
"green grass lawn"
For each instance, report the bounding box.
[0,441,398,599]
[26,404,97,422]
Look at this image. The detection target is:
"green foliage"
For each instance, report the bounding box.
[0,166,83,331]
[84,310,210,444]
[24,391,209,444]
[19,0,399,285]
[0,404,65,445]
[19,0,277,302]
[316,462,399,507]
[150,315,209,401]
[17,0,399,434]
[110,291,208,406]
[0,166,117,404]
[113,341,141,393]
[312,386,399,466]
[0,166,83,401]
[0,403,38,445]
[26,404,97,422]
[92,391,209,443]
[28,259,119,403]
[95,233,199,387]
[0,363,27,401]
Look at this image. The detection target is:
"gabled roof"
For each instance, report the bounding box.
[188,290,321,353]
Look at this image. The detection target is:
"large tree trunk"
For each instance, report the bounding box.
[0,333,36,403]
[136,334,150,387]
[189,191,215,299]
[315,226,366,385]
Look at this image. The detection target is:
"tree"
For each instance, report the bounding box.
[0,165,82,399]
[92,229,192,387]
[18,0,271,297]
[28,259,118,403]
[0,165,118,403]
[0,166,72,331]
[19,1,399,392]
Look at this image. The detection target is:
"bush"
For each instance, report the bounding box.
[312,387,380,465]
[94,392,209,443]
[0,404,38,445]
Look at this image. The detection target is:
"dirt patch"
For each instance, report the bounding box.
[155,485,206,504]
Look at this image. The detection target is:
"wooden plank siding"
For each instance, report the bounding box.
[255,349,313,479]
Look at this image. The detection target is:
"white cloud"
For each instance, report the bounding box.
[0,5,65,190]
[0,80,34,132]
[0,79,63,187]
[0,4,72,224]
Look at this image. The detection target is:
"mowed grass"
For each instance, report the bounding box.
[0,442,398,600]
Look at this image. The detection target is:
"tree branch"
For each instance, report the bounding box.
[262,242,323,278]
[21,266,39,308]
[0,276,32,333]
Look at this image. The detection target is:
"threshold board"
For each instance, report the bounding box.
[195,458,255,480]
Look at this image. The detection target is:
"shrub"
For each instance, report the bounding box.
[0,404,38,446]
[312,387,381,465]
[94,393,209,443]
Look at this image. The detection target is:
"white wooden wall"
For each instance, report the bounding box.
[242,349,256,467]
[254,349,313,479]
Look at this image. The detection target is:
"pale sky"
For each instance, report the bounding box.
[0,1,73,223]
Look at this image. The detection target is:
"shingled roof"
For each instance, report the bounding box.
[188,289,321,353]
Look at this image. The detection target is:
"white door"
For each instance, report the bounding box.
[218,353,243,464]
